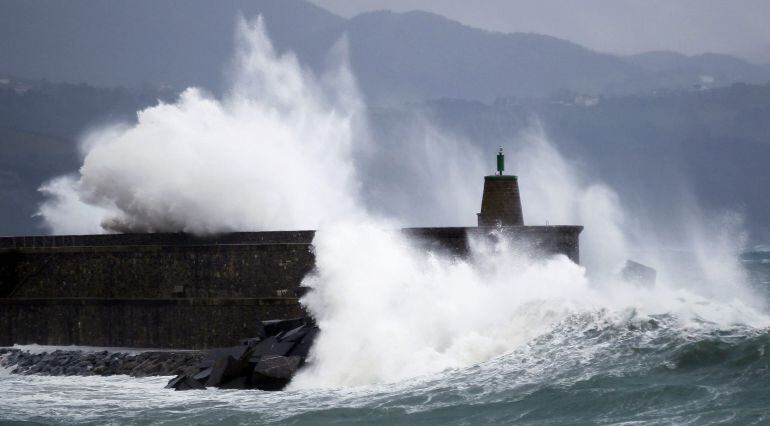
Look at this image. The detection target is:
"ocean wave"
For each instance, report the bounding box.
[3,311,769,425]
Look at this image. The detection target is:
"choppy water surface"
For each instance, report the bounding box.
[3,269,770,424]
[2,320,770,425]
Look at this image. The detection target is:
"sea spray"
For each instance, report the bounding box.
[291,224,588,388]
[292,126,769,386]
[33,13,769,395]
[291,219,769,389]
[38,16,363,234]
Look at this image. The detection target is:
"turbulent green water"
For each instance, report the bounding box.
[2,251,769,425]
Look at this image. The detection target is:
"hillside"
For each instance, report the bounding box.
[402,83,770,242]
[1,80,768,242]
[2,0,768,103]
[0,79,172,234]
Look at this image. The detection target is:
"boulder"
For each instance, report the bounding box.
[263,317,313,337]
[165,375,205,391]
[279,326,309,343]
[288,328,318,358]
[248,336,295,359]
[251,355,302,391]
[240,337,262,347]
[165,317,319,391]
[205,345,250,363]
[206,355,250,387]
[192,366,213,382]
[219,376,248,390]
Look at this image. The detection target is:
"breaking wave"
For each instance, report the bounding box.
[26,14,770,423]
[3,307,770,424]
[38,16,362,234]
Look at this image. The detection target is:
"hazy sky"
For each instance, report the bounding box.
[309,0,770,63]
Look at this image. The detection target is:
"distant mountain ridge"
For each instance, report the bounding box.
[1,0,768,103]
[2,78,769,241]
[625,51,770,89]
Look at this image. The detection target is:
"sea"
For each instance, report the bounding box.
[1,249,769,425]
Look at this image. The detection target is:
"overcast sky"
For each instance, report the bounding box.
[309,0,770,63]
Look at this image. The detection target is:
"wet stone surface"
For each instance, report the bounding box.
[0,316,319,391]
[0,347,205,377]
[166,317,319,391]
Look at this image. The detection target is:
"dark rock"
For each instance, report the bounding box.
[198,359,215,369]
[166,375,205,391]
[263,317,313,337]
[240,337,262,347]
[204,345,250,364]
[192,366,213,383]
[219,376,248,390]
[130,359,162,377]
[253,320,267,340]
[206,355,250,387]
[249,336,277,360]
[251,355,302,391]
[280,326,309,343]
[165,375,184,389]
[288,328,318,358]
[248,336,295,359]
[3,315,316,392]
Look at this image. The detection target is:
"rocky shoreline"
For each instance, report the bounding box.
[165,317,318,391]
[0,317,319,391]
[0,347,204,377]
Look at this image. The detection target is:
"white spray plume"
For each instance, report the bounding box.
[509,124,628,278]
[35,15,767,391]
[291,217,768,389]
[292,225,589,388]
[38,16,362,234]
[291,127,767,389]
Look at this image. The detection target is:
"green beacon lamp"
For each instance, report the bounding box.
[497,146,505,175]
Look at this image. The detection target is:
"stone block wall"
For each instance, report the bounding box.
[5,244,313,299]
[0,226,581,348]
[0,298,304,349]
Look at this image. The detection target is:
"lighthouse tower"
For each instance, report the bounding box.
[477,147,524,226]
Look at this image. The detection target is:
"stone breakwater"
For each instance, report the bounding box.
[0,347,204,377]
[1,227,581,350]
[166,317,319,391]
[0,317,319,391]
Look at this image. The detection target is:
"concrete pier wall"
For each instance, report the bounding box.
[0,226,581,348]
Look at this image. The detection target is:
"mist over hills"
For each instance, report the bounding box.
[2,77,769,243]
[2,0,768,103]
[626,51,770,89]
[0,78,177,233]
[1,0,769,243]
[411,85,770,243]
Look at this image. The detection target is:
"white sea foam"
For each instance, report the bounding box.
[290,218,768,389]
[38,16,363,234]
[35,14,769,393]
